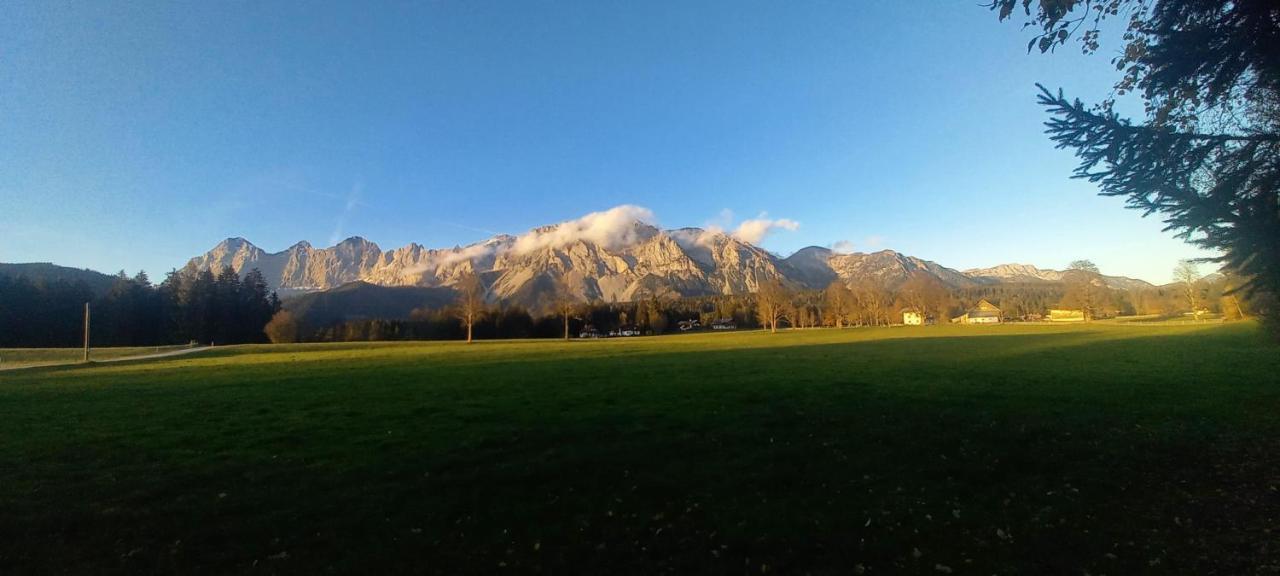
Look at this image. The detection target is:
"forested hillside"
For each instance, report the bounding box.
[0,266,279,347]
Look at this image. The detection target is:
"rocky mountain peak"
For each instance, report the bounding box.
[215,237,257,251]
[182,217,1154,307]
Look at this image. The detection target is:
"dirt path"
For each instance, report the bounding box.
[0,346,212,372]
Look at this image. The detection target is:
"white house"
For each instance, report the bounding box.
[902,310,924,326]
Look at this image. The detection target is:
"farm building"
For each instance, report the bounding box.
[953,299,1002,324]
[1047,309,1085,322]
[902,310,924,326]
[608,325,641,337]
[710,318,737,330]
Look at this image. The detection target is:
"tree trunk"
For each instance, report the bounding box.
[563,313,569,340]
[466,317,473,343]
[1230,294,1248,319]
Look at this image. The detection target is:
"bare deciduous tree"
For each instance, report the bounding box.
[823,281,854,328]
[1173,260,1203,320]
[454,272,486,343]
[554,276,579,340]
[1063,259,1103,321]
[755,278,790,333]
[852,279,892,326]
[898,272,948,324]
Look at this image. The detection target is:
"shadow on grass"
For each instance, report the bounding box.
[2,322,1278,574]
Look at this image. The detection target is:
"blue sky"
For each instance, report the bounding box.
[0,1,1214,283]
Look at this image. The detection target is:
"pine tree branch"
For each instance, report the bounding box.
[1035,84,1280,143]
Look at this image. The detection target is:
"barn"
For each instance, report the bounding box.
[953,299,1002,324]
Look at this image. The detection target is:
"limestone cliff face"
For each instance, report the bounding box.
[184,219,1148,307]
[185,222,799,306]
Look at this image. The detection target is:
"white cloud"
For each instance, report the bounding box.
[830,240,855,254]
[512,205,656,254]
[399,237,512,280]
[438,241,500,266]
[863,234,885,249]
[730,213,800,244]
[669,227,719,249]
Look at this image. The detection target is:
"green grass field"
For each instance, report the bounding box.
[2,324,1277,574]
[0,344,193,369]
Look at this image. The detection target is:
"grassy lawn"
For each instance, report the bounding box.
[1,323,1277,574]
[0,344,193,369]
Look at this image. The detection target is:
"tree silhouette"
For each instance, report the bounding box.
[990,0,1280,338]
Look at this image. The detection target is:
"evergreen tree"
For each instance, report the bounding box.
[990,0,1280,338]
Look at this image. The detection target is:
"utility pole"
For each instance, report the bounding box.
[83,302,91,363]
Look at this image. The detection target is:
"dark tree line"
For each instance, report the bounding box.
[0,274,96,347]
[0,267,279,347]
[297,298,761,343]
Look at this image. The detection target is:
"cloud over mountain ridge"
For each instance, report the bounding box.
[184,205,1152,309]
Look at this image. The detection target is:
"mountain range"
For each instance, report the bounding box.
[183,216,1154,311]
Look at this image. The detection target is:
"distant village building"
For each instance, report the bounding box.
[677,319,701,331]
[578,325,603,339]
[710,318,737,330]
[953,299,1002,324]
[1047,309,1085,322]
[902,310,925,326]
[609,325,640,337]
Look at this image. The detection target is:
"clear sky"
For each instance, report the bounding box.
[0,1,1215,284]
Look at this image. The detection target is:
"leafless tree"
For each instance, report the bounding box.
[1173,260,1203,320]
[898,272,948,324]
[823,281,853,328]
[454,272,486,343]
[1063,259,1103,321]
[755,278,790,333]
[852,279,892,326]
[554,275,579,340]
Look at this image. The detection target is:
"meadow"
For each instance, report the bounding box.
[0,344,194,370]
[1,323,1277,574]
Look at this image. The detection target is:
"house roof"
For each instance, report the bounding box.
[973,299,1001,312]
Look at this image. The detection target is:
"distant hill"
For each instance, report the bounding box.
[964,263,1153,291]
[0,263,117,296]
[284,281,457,329]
